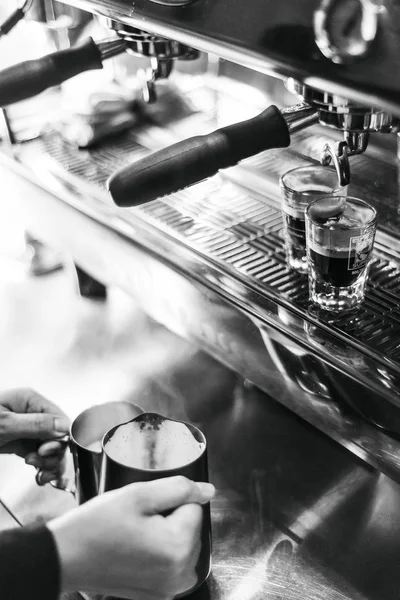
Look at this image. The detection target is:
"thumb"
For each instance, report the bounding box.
[133,476,215,515]
[6,412,70,441]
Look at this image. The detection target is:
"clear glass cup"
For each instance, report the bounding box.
[280,165,344,274]
[305,196,377,311]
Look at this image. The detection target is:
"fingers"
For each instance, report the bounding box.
[36,469,61,485]
[30,446,66,487]
[26,447,66,487]
[132,476,215,514]
[0,388,64,417]
[166,503,203,597]
[1,411,70,442]
[167,501,203,533]
[38,439,69,457]
[26,451,65,472]
[168,502,203,565]
[0,388,70,443]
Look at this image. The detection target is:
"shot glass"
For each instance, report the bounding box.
[280,165,343,274]
[305,196,377,311]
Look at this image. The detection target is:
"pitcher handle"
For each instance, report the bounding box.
[35,468,76,497]
[35,434,76,498]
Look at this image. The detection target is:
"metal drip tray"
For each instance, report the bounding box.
[141,181,400,362]
[7,94,400,449]
[17,130,400,365]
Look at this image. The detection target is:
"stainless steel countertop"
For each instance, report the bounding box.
[0,257,399,600]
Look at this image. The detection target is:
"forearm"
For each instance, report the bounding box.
[0,524,60,600]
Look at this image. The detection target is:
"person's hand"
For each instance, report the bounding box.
[48,476,215,600]
[0,388,70,483]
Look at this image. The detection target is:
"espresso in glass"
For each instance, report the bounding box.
[305,196,377,311]
[280,166,344,274]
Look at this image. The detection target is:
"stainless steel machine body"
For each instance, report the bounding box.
[2,2,400,598]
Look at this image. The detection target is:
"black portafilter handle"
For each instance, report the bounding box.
[108,104,291,207]
[0,37,126,107]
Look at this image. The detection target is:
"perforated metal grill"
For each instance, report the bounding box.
[37,130,148,188]
[143,178,400,363]
[18,129,400,365]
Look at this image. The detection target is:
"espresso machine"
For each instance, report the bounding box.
[3,1,400,597]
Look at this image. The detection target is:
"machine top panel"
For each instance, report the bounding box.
[59,0,400,115]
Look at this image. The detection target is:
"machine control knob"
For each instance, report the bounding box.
[314,0,383,64]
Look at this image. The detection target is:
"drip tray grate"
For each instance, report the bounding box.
[143,181,400,365]
[17,130,400,367]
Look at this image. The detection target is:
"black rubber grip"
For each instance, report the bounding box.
[0,8,25,36]
[0,37,103,107]
[108,104,290,207]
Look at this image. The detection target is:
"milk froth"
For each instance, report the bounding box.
[105,415,205,470]
[86,440,102,453]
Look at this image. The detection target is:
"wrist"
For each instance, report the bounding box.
[48,514,92,593]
